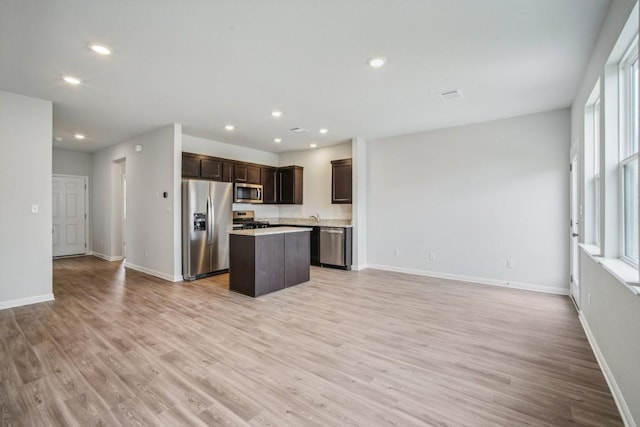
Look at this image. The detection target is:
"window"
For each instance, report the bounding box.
[585,84,600,248]
[620,37,639,265]
[593,99,601,247]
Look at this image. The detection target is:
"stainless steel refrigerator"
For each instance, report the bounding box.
[182,179,233,280]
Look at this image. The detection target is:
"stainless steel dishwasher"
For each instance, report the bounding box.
[320,227,352,269]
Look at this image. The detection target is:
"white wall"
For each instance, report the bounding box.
[92,124,182,281]
[52,149,92,177]
[0,91,53,308]
[278,142,353,220]
[570,1,640,425]
[182,134,280,218]
[367,109,570,293]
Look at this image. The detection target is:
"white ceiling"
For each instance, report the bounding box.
[0,0,609,153]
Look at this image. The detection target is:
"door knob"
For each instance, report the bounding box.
[572,233,579,237]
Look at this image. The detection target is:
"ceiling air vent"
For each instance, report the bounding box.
[439,89,463,103]
[290,127,310,133]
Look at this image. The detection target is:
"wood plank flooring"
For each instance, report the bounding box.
[0,256,622,426]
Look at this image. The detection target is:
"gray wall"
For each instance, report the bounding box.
[570,1,640,425]
[366,109,570,293]
[92,124,182,281]
[52,149,92,177]
[0,90,53,308]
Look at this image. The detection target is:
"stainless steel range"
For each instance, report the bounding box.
[232,210,270,229]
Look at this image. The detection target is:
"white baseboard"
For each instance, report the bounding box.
[579,312,636,427]
[366,264,569,295]
[351,263,368,271]
[91,252,124,262]
[125,262,181,283]
[0,293,55,310]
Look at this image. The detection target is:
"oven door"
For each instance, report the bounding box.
[234,183,263,203]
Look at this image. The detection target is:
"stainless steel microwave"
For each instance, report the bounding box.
[234,183,263,203]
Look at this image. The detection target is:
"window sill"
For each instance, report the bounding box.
[578,243,601,256]
[580,245,640,296]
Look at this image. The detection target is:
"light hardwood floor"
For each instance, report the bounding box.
[0,256,622,426]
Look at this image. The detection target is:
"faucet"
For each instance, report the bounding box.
[310,212,320,223]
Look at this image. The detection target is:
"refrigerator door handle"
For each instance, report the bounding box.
[206,196,214,244]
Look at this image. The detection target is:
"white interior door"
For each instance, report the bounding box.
[53,175,87,257]
[569,157,580,307]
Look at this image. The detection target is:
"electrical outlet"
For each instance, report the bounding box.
[506,259,514,269]
[31,204,39,214]
[429,252,436,261]
[145,249,149,257]
[588,293,592,308]
[394,249,400,257]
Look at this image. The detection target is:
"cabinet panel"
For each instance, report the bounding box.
[277,166,303,204]
[235,164,261,184]
[182,154,200,178]
[201,158,223,180]
[331,158,352,204]
[261,167,277,204]
[284,232,310,287]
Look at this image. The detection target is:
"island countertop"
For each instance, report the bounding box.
[229,226,312,236]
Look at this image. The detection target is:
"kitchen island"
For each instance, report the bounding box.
[229,227,311,297]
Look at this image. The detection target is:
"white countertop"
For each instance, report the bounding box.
[229,226,312,236]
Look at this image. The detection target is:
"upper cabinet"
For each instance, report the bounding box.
[261,167,277,204]
[331,158,352,204]
[182,153,232,182]
[182,153,302,205]
[234,164,261,184]
[182,153,200,178]
[201,158,233,182]
[278,166,303,204]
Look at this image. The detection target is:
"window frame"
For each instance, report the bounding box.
[618,36,639,267]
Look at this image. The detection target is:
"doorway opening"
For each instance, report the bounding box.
[570,155,580,308]
[112,159,127,261]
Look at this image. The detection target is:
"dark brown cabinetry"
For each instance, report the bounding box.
[182,152,302,204]
[234,164,261,184]
[182,154,200,178]
[277,166,303,204]
[261,167,277,204]
[182,153,232,182]
[201,158,233,182]
[310,226,320,266]
[229,230,310,297]
[331,158,352,204]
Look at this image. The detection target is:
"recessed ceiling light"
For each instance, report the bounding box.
[90,44,112,55]
[368,57,386,68]
[54,137,63,142]
[319,128,328,134]
[271,111,283,118]
[225,124,235,130]
[274,138,282,143]
[310,143,318,148]
[74,133,85,140]
[63,76,82,85]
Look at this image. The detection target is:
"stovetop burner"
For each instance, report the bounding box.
[233,210,270,229]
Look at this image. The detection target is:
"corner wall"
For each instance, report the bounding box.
[570,1,640,425]
[0,91,53,308]
[92,124,182,281]
[366,109,570,293]
[278,142,353,220]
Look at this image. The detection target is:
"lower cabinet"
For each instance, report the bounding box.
[229,230,310,297]
[310,226,320,266]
